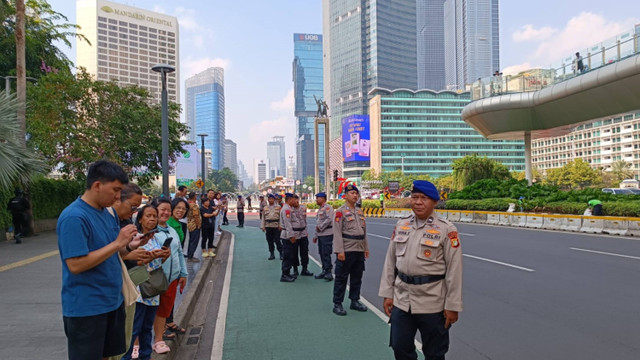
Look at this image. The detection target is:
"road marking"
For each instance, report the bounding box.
[570,247,640,260]
[459,232,475,237]
[210,233,235,360]
[463,254,535,272]
[368,233,391,240]
[0,250,59,273]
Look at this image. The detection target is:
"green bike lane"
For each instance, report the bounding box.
[218,226,395,360]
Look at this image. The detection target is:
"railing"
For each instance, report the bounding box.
[471,27,640,100]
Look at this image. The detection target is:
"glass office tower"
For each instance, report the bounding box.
[293,33,325,184]
[417,0,446,90]
[186,67,225,171]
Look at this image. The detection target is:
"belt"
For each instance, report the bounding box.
[342,234,365,240]
[265,219,279,223]
[293,227,306,231]
[397,272,445,285]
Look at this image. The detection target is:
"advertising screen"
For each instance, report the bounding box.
[176,144,198,186]
[342,115,370,162]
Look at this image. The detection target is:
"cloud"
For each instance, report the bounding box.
[513,25,557,42]
[152,5,166,14]
[175,7,200,31]
[181,57,231,80]
[501,62,533,76]
[270,89,295,112]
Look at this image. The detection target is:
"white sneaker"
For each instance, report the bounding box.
[215,231,222,235]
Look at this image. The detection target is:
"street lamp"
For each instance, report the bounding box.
[151,63,175,199]
[197,133,208,197]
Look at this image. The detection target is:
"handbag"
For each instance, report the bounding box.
[139,267,169,298]
[127,265,150,286]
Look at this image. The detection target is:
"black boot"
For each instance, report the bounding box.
[350,300,367,312]
[300,268,313,276]
[279,252,283,260]
[280,274,295,282]
[314,271,326,279]
[291,267,299,279]
[324,273,333,281]
[268,252,275,260]
[333,303,347,316]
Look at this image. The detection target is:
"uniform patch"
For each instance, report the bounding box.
[423,249,432,257]
[285,210,291,218]
[426,229,440,234]
[448,231,460,248]
[335,211,343,222]
[423,240,434,246]
[400,226,411,231]
[391,228,396,241]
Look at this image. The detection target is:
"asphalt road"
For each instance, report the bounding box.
[244,215,640,360]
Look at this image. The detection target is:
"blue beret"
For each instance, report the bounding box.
[268,194,276,199]
[345,184,359,193]
[316,192,327,198]
[284,193,294,198]
[411,180,439,201]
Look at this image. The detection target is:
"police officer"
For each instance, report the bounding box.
[379,180,463,360]
[313,192,334,281]
[332,184,369,316]
[258,195,267,220]
[261,194,283,260]
[279,193,299,282]
[293,194,313,277]
[7,188,29,244]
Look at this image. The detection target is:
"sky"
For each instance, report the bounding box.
[46,0,640,179]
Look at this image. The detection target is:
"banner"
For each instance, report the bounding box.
[342,115,370,162]
[176,144,198,186]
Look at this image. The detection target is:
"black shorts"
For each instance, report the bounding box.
[63,302,126,360]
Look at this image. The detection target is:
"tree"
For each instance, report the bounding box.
[512,167,542,183]
[0,93,45,188]
[610,160,633,185]
[451,154,511,190]
[543,159,601,189]
[26,69,189,185]
[208,168,238,193]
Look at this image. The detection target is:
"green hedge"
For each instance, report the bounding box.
[445,198,514,212]
[1,177,83,230]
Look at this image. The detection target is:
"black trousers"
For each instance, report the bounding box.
[201,226,215,249]
[593,204,603,216]
[332,251,365,304]
[11,213,26,237]
[280,238,298,275]
[237,212,244,226]
[223,211,229,225]
[317,235,333,272]
[187,229,200,258]
[390,307,449,360]
[296,237,309,268]
[265,227,282,254]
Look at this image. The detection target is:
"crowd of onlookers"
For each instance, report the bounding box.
[57,160,235,360]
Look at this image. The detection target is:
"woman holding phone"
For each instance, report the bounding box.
[200,197,218,257]
[121,205,169,360]
[151,198,188,355]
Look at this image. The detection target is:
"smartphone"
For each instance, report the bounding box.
[162,237,173,248]
[143,228,159,237]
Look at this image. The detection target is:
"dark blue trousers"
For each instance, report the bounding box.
[122,303,158,360]
[297,237,310,268]
[390,307,449,360]
[317,235,333,272]
[281,238,298,275]
[187,229,200,258]
[332,251,365,304]
[265,227,282,254]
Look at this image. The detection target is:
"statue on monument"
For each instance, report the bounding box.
[314,95,328,118]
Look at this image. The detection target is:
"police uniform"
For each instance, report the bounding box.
[378,180,463,360]
[314,192,334,280]
[258,197,267,220]
[294,200,313,276]
[332,184,369,315]
[261,195,282,260]
[279,194,302,282]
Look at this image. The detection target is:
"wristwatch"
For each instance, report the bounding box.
[126,244,133,252]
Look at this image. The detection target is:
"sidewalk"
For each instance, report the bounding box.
[218,226,394,360]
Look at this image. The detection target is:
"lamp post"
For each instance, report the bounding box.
[197,133,208,197]
[151,64,175,199]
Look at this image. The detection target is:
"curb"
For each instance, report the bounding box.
[153,231,229,360]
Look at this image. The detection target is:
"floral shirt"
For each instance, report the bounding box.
[138,234,164,306]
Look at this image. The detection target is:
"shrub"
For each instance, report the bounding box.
[385,198,412,209]
[361,200,380,209]
[445,198,514,211]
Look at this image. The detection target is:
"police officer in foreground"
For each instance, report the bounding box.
[261,194,283,260]
[292,194,313,277]
[332,184,369,316]
[279,193,300,282]
[313,192,334,281]
[379,180,463,360]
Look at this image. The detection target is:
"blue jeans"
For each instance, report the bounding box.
[121,303,158,360]
[317,235,333,272]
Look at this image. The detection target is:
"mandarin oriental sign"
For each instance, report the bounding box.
[100,6,174,28]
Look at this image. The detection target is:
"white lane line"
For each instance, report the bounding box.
[570,247,640,260]
[463,254,535,272]
[210,233,235,360]
[368,233,391,240]
[459,232,475,237]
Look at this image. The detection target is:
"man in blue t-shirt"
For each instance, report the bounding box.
[58,160,144,360]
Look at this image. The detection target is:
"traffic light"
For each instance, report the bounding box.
[333,169,338,181]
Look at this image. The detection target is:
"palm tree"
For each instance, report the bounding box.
[0,92,45,188]
[611,160,634,184]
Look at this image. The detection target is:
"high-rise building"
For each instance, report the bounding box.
[254,160,267,185]
[323,0,418,178]
[266,136,286,177]
[293,33,325,184]
[444,0,500,90]
[185,68,225,171]
[76,0,179,104]
[237,160,252,185]
[368,88,524,176]
[417,0,446,90]
[224,139,238,175]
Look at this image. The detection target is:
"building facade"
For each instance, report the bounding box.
[224,139,238,175]
[254,160,267,185]
[417,0,446,90]
[293,33,325,184]
[444,0,499,90]
[266,136,286,177]
[185,67,225,171]
[368,88,524,176]
[76,0,179,104]
[532,112,640,179]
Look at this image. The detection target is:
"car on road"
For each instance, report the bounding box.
[601,188,634,195]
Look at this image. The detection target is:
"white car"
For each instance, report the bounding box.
[601,188,634,195]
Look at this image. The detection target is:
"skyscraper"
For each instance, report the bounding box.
[266,136,286,177]
[323,0,418,178]
[76,0,179,104]
[293,33,325,184]
[224,139,238,175]
[185,67,225,171]
[444,0,500,90]
[417,0,446,90]
[254,160,267,185]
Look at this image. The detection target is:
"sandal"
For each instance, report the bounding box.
[153,341,171,354]
[166,322,186,334]
[132,345,139,359]
[162,329,176,340]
